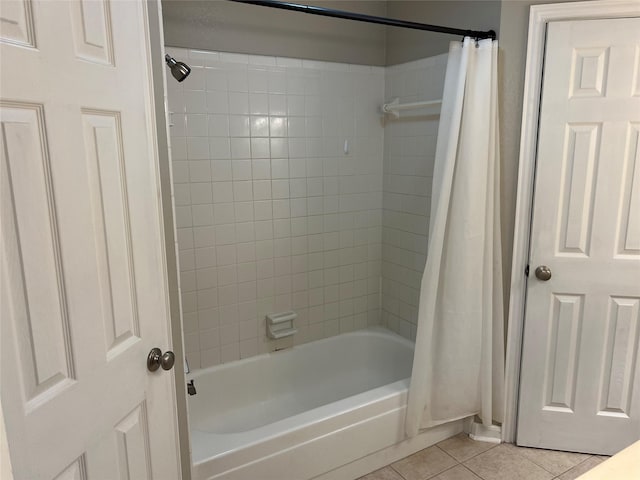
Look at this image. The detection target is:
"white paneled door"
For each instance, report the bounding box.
[0,1,181,479]
[517,17,640,455]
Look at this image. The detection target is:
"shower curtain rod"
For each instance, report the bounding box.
[228,0,497,41]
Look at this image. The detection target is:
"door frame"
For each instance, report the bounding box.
[503,0,640,444]
[145,1,191,478]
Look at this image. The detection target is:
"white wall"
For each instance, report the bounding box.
[385,1,500,64]
[166,48,386,368]
[162,0,388,66]
[381,54,448,339]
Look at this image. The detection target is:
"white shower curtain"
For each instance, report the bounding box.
[405,38,504,436]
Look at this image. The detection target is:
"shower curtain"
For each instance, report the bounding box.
[405,38,504,436]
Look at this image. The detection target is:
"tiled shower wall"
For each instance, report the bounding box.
[381,54,448,340]
[166,48,385,368]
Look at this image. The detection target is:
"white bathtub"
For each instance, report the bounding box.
[187,328,462,480]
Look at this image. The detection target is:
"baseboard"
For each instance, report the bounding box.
[468,421,502,444]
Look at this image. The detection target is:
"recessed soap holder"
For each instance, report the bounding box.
[266,311,297,339]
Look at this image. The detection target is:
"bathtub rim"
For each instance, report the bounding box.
[187,326,415,383]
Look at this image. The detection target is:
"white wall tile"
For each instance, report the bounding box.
[228,69,249,92]
[192,204,213,226]
[194,247,216,269]
[206,69,227,91]
[230,138,251,159]
[190,183,212,204]
[171,48,386,366]
[212,182,233,203]
[185,91,207,113]
[272,179,289,199]
[229,115,250,137]
[187,138,209,160]
[269,94,287,116]
[236,242,256,263]
[229,92,249,114]
[248,69,269,93]
[251,138,270,158]
[206,91,228,113]
[193,226,215,248]
[235,202,254,222]
[174,184,191,206]
[270,138,288,158]
[381,56,446,340]
[249,116,267,137]
[213,203,235,224]
[209,137,231,159]
[233,181,253,201]
[271,158,289,179]
[253,180,272,200]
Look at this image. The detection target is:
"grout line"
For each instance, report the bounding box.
[458,464,484,479]
[435,443,463,464]
[389,463,406,479]
[459,441,500,463]
[547,455,596,478]
[443,438,499,465]
[424,461,462,480]
[506,446,591,476]
[370,440,602,480]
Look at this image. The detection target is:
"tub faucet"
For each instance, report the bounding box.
[187,380,197,396]
[184,357,190,374]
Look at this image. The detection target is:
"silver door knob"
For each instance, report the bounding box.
[147,348,176,372]
[535,265,552,281]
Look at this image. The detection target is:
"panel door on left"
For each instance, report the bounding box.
[0,1,181,478]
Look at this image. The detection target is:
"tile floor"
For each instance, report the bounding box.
[359,434,607,480]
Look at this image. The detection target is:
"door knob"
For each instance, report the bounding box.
[534,265,552,281]
[147,348,176,372]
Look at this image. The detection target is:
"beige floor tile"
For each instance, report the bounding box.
[437,433,497,462]
[431,465,482,480]
[359,466,405,480]
[391,446,458,480]
[503,444,591,475]
[464,444,554,480]
[554,457,605,480]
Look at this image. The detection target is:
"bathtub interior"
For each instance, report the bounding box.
[187,328,414,462]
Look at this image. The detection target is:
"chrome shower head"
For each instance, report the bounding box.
[164,54,191,82]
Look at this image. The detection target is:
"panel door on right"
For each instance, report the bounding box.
[517,17,640,455]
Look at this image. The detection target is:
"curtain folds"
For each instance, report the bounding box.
[405,38,504,437]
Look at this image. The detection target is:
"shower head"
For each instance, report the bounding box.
[164,54,191,82]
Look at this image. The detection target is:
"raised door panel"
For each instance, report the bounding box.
[616,123,640,258]
[570,47,609,98]
[598,297,640,417]
[81,110,140,359]
[83,402,153,479]
[0,103,75,409]
[544,294,584,411]
[69,0,114,65]
[114,403,153,480]
[633,46,640,97]
[557,123,601,257]
[54,457,87,480]
[0,0,35,48]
